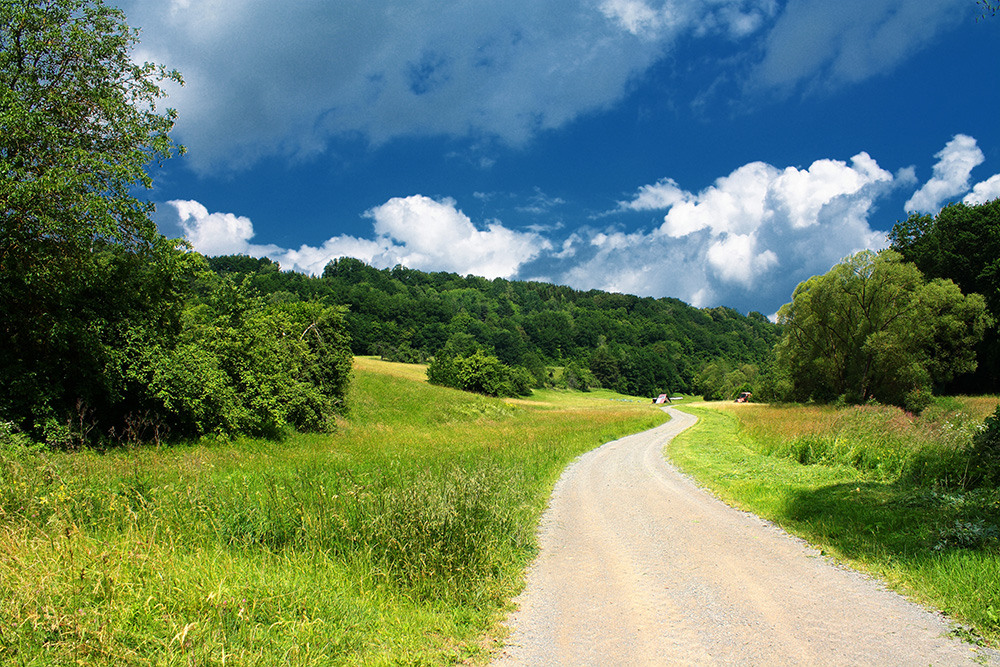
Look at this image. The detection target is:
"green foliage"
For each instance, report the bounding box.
[428,349,531,397]
[890,200,1000,392]
[0,237,198,441]
[221,255,780,399]
[0,0,184,252]
[696,361,758,401]
[968,405,1000,488]
[129,279,353,438]
[775,250,989,408]
[1,0,184,440]
[562,360,595,391]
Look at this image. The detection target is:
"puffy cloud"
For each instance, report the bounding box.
[534,149,898,311]
[706,233,778,284]
[660,162,777,238]
[770,152,892,228]
[364,195,550,278]
[170,199,281,257]
[170,195,548,280]
[905,134,985,213]
[616,178,689,212]
[964,174,1000,206]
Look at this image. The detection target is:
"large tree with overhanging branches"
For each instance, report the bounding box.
[0,0,186,435]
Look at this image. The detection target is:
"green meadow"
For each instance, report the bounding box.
[0,357,668,665]
[669,399,1000,646]
[6,355,999,662]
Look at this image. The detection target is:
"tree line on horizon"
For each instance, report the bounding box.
[208,253,780,399]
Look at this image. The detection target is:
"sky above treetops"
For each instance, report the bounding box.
[122,0,1000,316]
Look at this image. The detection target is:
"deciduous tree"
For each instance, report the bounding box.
[889,200,1000,392]
[774,251,988,410]
[1,0,185,435]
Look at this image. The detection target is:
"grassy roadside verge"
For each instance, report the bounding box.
[668,402,1000,646]
[0,357,668,665]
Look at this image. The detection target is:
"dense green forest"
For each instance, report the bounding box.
[207,254,780,399]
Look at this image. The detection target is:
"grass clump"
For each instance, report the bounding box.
[670,398,1000,646]
[0,357,667,665]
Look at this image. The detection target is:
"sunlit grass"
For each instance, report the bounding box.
[670,399,1000,646]
[0,357,668,665]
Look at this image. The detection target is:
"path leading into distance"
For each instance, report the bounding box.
[491,407,997,666]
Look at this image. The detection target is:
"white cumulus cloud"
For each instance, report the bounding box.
[364,195,550,278]
[538,149,898,311]
[170,199,281,257]
[905,134,985,213]
[170,195,548,280]
[616,177,690,212]
[964,174,1000,206]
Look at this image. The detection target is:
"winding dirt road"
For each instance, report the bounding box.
[492,407,997,666]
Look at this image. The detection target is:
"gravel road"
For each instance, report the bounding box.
[492,406,998,666]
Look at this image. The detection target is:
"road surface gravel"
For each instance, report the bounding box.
[492,406,998,666]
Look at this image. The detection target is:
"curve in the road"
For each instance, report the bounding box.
[492,406,996,666]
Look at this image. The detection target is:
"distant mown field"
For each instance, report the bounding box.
[0,357,668,665]
[669,398,1000,646]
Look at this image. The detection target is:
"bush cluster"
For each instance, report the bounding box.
[427,349,533,398]
[128,281,353,439]
[0,246,354,446]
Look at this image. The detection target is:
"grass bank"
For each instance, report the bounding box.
[669,399,1000,645]
[0,357,668,665]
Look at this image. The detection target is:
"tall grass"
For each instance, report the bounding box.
[736,401,991,486]
[0,357,667,665]
[670,399,1000,646]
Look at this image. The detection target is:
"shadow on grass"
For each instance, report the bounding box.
[785,480,1000,643]
[785,481,942,560]
[788,481,999,559]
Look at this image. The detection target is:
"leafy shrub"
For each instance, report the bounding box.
[968,405,1000,488]
[904,387,935,414]
[563,362,595,391]
[935,519,1000,551]
[427,349,532,397]
[370,341,426,363]
[124,280,353,439]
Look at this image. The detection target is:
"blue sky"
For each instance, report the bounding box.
[121,0,999,315]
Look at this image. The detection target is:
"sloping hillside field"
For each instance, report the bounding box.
[0,357,667,665]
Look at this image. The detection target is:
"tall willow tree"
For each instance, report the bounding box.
[774,250,989,410]
[1,0,185,435]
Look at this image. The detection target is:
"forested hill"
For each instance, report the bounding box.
[207,255,779,397]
